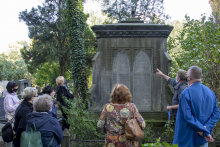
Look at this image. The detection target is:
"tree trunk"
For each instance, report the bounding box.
[59,59,65,76]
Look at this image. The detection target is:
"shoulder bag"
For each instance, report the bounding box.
[125,106,144,141]
[20,123,54,147]
[1,122,13,143]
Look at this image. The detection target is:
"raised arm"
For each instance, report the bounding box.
[156,68,170,81]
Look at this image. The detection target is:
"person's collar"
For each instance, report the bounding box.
[174,81,188,89]
[189,79,201,87]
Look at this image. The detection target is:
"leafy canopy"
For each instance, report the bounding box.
[0,42,32,81]
[19,0,69,76]
[168,15,220,100]
[100,0,170,23]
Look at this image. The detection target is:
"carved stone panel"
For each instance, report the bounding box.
[133,51,151,111]
[112,51,130,90]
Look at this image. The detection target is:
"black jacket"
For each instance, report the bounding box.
[13,100,33,147]
[56,86,74,109]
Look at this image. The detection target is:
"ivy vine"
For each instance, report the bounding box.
[67,0,88,101]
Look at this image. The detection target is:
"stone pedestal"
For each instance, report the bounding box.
[61,128,70,147]
[17,79,31,99]
[90,22,173,116]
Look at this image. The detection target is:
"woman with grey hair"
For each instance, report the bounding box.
[13,87,38,147]
[26,94,63,147]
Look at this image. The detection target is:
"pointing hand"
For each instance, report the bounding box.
[156,68,164,76]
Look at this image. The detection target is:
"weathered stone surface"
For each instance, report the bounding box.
[0,98,4,117]
[112,51,130,89]
[133,51,151,111]
[90,21,173,115]
[91,24,173,38]
[17,79,31,99]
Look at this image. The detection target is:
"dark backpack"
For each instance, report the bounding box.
[1,122,13,143]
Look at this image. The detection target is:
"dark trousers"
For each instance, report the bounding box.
[13,136,20,147]
[62,112,70,131]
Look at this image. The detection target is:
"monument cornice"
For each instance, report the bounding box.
[91,24,173,38]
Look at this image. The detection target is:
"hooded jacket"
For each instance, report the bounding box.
[26,112,63,147]
[3,91,19,119]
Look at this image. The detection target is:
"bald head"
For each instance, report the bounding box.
[187,66,202,80]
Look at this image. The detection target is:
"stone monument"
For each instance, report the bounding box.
[90,10,173,119]
[17,79,31,99]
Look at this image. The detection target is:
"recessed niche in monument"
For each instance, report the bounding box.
[91,17,173,114]
[133,50,151,111]
[112,51,130,89]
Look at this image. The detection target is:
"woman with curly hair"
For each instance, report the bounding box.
[97,83,145,147]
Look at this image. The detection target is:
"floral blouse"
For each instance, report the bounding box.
[97,103,145,147]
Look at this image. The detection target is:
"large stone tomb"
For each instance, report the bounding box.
[90,22,173,115]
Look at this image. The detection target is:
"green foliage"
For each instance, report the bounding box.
[19,0,97,90]
[142,138,178,147]
[168,15,220,100]
[86,10,117,25]
[61,97,105,147]
[33,62,71,88]
[84,24,97,68]
[19,0,70,76]
[212,103,220,141]
[162,121,175,141]
[67,0,88,100]
[213,118,220,140]
[142,123,156,142]
[100,0,170,23]
[209,0,220,25]
[0,43,32,81]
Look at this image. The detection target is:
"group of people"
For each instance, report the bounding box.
[97,66,220,147]
[3,76,74,147]
[2,65,219,147]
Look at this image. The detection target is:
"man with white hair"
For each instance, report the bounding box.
[173,66,219,147]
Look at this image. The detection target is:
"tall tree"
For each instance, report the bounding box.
[100,0,169,23]
[209,0,220,25]
[19,0,69,76]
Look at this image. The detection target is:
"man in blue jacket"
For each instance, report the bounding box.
[173,66,219,147]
